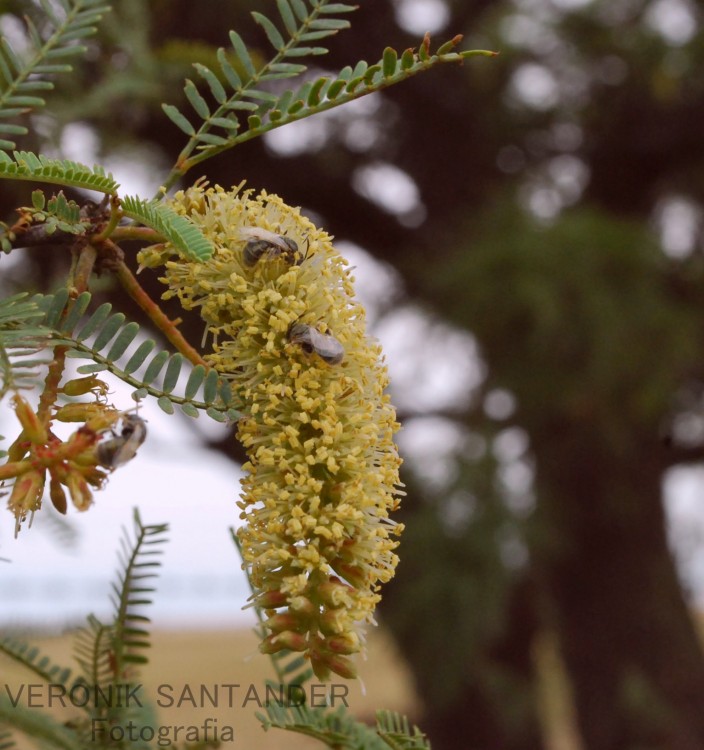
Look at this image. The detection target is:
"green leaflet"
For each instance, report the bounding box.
[159,0,357,192]
[0,151,118,194]
[159,15,495,191]
[0,292,54,396]
[120,195,214,261]
[24,292,243,419]
[376,710,432,750]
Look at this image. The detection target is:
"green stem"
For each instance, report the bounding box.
[109,225,164,243]
[178,49,498,175]
[92,195,121,242]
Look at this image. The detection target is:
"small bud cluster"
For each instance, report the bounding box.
[138,184,404,679]
[2,392,118,535]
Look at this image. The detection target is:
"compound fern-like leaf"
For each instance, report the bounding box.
[160,0,356,191]
[0,698,77,750]
[0,292,54,398]
[23,190,91,237]
[0,726,16,750]
[36,292,242,419]
[0,151,118,194]
[376,710,432,750]
[162,20,494,188]
[110,510,167,670]
[73,616,114,699]
[0,637,75,693]
[257,701,388,749]
[120,195,214,261]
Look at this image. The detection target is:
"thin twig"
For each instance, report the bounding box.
[111,254,206,367]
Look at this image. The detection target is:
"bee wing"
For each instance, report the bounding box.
[309,328,345,365]
[239,227,281,245]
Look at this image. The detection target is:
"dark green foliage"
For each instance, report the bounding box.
[257,700,387,748]
[57,291,92,333]
[0,637,75,690]
[0,0,111,150]
[157,0,489,193]
[255,700,432,749]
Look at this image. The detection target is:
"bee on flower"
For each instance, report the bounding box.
[138,183,404,680]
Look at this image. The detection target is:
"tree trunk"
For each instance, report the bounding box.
[536,424,704,750]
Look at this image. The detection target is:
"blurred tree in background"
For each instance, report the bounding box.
[3,1,704,748]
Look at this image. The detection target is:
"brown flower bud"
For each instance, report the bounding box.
[324,653,357,680]
[0,459,32,481]
[60,376,109,398]
[49,473,67,515]
[264,612,305,634]
[247,590,288,610]
[324,633,360,655]
[259,631,307,654]
[64,469,93,511]
[12,395,47,445]
[8,469,45,515]
[54,403,108,423]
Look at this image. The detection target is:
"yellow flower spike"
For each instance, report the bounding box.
[259,631,307,654]
[138,183,404,678]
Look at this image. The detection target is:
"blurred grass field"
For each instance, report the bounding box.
[3,617,703,749]
[1,625,420,749]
